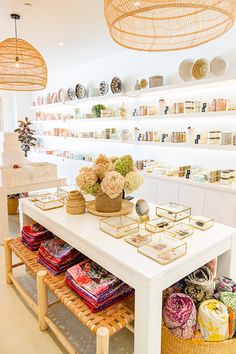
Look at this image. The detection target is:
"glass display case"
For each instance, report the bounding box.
[124,227,152,248]
[189,215,214,231]
[99,216,139,239]
[138,232,187,265]
[167,223,194,240]
[34,195,64,210]
[145,217,173,233]
[156,202,191,222]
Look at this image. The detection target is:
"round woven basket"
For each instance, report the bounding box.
[161,326,236,354]
[95,192,122,213]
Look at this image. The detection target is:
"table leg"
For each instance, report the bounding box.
[0,188,9,242]
[134,279,162,354]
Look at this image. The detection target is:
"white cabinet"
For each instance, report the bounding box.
[137,177,157,203]
[204,190,236,227]
[178,184,204,215]
[156,179,179,205]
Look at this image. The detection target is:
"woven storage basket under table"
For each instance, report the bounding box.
[161,326,236,354]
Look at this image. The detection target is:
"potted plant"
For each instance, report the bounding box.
[15,117,37,157]
[91,104,107,118]
[76,154,143,213]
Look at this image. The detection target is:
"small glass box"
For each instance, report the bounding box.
[167,223,194,240]
[156,202,191,222]
[124,227,152,248]
[145,217,173,233]
[99,216,139,239]
[138,232,187,265]
[34,195,64,211]
[189,215,214,231]
[57,185,79,199]
[28,191,51,202]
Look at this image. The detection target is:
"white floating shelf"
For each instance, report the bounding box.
[31,93,134,110]
[142,172,236,195]
[137,141,236,151]
[127,74,236,97]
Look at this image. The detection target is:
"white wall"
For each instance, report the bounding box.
[0,91,32,132]
[32,27,236,171]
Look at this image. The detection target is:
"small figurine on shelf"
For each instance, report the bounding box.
[119,102,127,119]
[14,117,37,157]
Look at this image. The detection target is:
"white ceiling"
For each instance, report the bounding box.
[1,0,236,81]
[0,0,123,74]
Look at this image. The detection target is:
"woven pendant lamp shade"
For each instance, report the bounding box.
[104,0,236,52]
[0,38,47,91]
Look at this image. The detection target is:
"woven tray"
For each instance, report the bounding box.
[9,238,134,336]
[161,326,236,354]
[87,200,134,217]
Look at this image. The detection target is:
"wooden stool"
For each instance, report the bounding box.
[5,238,134,354]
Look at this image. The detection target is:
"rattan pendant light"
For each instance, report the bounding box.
[0,14,47,91]
[104,0,236,52]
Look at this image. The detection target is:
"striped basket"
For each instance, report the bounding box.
[161,326,236,354]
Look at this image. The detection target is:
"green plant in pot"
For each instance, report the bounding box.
[15,117,37,157]
[91,104,107,118]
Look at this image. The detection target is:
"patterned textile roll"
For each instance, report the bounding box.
[163,293,197,339]
[162,279,186,304]
[184,284,207,308]
[215,276,236,293]
[198,299,228,342]
[185,266,214,298]
[227,306,235,338]
[219,291,236,337]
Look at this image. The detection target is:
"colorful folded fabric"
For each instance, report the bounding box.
[184,284,207,308]
[37,237,85,275]
[216,276,236,293]
[227,306,235,338]
[21,223,53,251]
[65,259,134,312]
[219,291,236,337]
[163,280,186,303]
[185,266,214,298]
[163,293,197,339]
[198,299,228,342]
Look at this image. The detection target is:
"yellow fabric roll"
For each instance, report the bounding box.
[198,299,228,342]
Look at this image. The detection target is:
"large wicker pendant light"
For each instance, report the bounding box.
[0,14,47,91]
[104,0,236,52]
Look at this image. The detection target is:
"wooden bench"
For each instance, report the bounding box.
[4,237,134,354]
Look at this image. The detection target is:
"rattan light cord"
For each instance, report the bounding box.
[104,0,236,52]
[0,38,47,91]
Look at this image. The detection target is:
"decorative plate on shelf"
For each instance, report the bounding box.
[37,95,44,105]
[75,83,86,99]
[192,58,210,80]
[51,92,58,103]
[111,76,122,94]
[179,59,194,81]
[100,81,109,96]
[58,88,66,103]
[67,87,76,100]
[87,200,133,217]
[210,56,229,76]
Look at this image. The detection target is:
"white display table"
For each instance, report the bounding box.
[0,178,66,241]
[20,198,236,354]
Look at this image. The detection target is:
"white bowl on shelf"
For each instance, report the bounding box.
[179,59,195,81]
[210,56,229,76]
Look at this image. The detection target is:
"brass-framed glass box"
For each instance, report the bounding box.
[124,227,152,248]
[34,195,64,211]
[189,215,214,231]
[156,202,191,222]
[138,232,187,265]
[167,223,194,240]
[99,216,139,239]
[28,191,51,202]
[145,217,173,233]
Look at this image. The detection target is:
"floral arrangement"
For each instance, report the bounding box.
[76,154,143,199]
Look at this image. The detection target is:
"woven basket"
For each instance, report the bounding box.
[7,198,19,215]
[161,326,236,354]
[95,192,122,213]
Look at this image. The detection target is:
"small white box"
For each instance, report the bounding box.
[27,162,57,182]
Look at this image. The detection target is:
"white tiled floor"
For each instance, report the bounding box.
[0,215,133,354]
